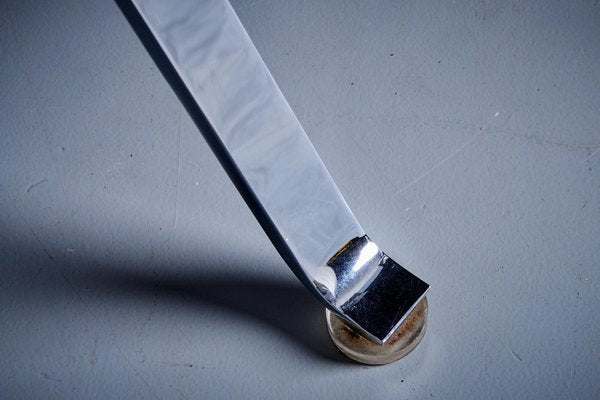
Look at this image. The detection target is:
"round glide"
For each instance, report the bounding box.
[326,298,428,365]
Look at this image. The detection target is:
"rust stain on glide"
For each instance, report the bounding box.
[327,297,428,365]
[387,301,425,346]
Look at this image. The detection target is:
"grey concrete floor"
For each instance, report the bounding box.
[1,0,599,399]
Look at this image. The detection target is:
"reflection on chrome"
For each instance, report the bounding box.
[352,241,378,273]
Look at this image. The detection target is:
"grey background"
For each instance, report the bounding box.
[1,0,599,398]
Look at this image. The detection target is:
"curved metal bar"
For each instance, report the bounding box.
[120,0,429,344]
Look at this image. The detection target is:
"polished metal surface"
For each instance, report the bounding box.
[124,0,428,344]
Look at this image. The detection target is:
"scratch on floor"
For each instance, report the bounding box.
[2,183,54,260]
[175,387,191,400]
[396,112,500,196]
[490,127,600,153]
[395,133,480,196]
[584,147,600,162]
[91,334,97,366]
[174,107,182,228]
[30,227,54,260]
[510,349,522,361]
[67,190,95,223]
[162,361,194,368]
[25,178,47,193]
[40,371,62,383]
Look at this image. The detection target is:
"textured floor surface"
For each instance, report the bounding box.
[1,0,599,398]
